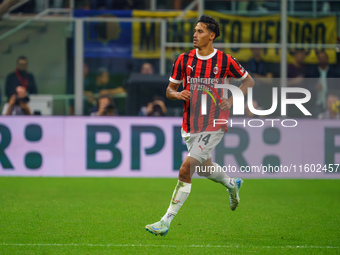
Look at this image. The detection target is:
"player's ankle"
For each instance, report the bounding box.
[161,210,176,226]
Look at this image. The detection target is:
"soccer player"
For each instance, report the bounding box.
[145,15,254,236]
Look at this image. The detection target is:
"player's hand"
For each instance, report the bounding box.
[177,90,191,101]
[219,97,232,111]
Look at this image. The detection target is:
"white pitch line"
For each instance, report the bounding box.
[0,243,338,249]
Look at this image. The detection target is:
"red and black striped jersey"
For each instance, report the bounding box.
[169,48,248,133]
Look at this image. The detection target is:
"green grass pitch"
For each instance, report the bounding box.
[0,177,339,254]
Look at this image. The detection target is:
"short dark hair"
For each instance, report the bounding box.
[17,55,27,63]
[197,15,220,40]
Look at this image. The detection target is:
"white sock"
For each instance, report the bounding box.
[161,180,191,226]
[207,162,235,189]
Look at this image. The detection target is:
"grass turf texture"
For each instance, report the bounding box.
[0,177,339,255]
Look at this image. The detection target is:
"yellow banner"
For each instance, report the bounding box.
[132,10,337,64]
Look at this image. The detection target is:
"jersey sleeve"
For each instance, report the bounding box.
[169,54,184,84]
[227,55,248,81]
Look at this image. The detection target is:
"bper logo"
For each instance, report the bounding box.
[0,124,43,170]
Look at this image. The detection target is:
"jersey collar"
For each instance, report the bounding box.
[196,48,217,60]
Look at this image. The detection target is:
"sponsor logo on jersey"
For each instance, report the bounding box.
[188,65,195,71]
[187,76,219,85]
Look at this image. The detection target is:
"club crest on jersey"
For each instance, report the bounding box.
[213,65,219,75]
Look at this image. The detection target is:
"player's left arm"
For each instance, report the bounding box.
[220,74,254,111]
[219,56,255,111]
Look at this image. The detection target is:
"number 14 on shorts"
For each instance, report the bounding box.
[197,134,211,145]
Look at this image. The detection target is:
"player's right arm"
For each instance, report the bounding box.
[166,53,191,101]
[166,82,191,101]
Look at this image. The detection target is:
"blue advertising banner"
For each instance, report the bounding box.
[74,10,132,58]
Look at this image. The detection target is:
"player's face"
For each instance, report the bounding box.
[193,23,215,48]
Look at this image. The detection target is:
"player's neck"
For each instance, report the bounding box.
[197,46,214,57]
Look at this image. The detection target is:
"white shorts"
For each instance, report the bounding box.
[181,128,225,163]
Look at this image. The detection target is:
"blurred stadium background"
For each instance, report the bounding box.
[0,0,340,116]
[0,0,339,254]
